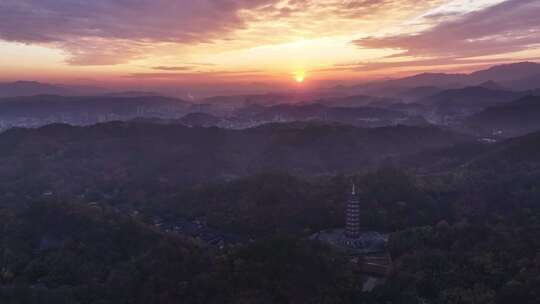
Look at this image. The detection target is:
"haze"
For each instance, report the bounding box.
[1,0,540,96]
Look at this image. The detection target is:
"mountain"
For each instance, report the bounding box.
[380,73,467,88]
[466,95,540,137]
[416,86,529,124]
[344,62,540,97]
[102,91,162,98]
[352,73,466,98]
[477,81,505,90]
[201,93,329,114]
[0,95,191,129]
[0,81,106,97]
[314,94,397,107]
[0,81,72,97]
[0,122,470,199]
[469,62,540,84]
[179,112,224,127]
[232,103,426,127]
[504,73,540,91]
[398,86,443,102]
[420,86,524,108]
[472,130,540,166]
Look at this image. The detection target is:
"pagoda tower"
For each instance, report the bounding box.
[345,184,361,239]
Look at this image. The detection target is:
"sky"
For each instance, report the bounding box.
[0,0,539,95]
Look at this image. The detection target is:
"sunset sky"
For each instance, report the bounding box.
[1,0,539,93]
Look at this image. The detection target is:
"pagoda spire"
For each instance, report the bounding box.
[345,182,361,239]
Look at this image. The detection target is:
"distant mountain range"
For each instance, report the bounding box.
[0,95,189,117]
[232,103,426,128]
[0,95,191,129]
[179,112,224,127]
[466,95,540,137]
[1,61,539,134]
[311,94,397,108]
[0,81,108,97]
[340,61,540,99]
[3,62,540,105]
[468,62,540,84]
[0,122,471,195]
[393,83,539,125]
[419,86,524,107]
[199,92,354,114]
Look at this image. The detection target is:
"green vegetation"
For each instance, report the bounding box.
[0,203,361,304]
[1,122,540,303]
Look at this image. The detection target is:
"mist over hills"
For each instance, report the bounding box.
[2,62,540,142]
[2,62,540,303]
[418,86,524,107]
[339,61,540,98]
[469,62,540,84]
[0,81,107,97]
[3,0,540,299]
[0,122,470,201]
[415,86,530,124]
[230,103,427,128]
[466,95,540,137]
[0,94,191,129]
[3,61,539,100]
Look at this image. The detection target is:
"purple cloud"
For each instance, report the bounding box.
[152,66,195,71]
[354,0,540,59]
[0,0,444,66]
[0,0,277,64]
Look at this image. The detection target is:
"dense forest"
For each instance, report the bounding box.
[0,122,539,303]
[0,122,469,203]
[3,0,540,301]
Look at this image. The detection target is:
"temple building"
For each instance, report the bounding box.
[311,183,387,254]
[310,184,393,282]
[345,184,361,239]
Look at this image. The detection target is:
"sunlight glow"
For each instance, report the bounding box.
[295,71,305,83]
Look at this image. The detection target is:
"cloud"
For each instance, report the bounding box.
[152,66,195,71]
[0,0,277,64]
[0,0,444,65]
[126,69,264,80]
[336,56,540,75]
[0,0,278,43]
[354,0,540,59]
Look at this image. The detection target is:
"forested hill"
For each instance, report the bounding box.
[466,96,540,137]
[1,124,540,303]
[469,129,540,167]
[0,122,470,200]
[0,202,360,303]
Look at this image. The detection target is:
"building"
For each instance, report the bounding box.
[310,184,387,254]
[310,185,393,284]
[345,184,360,239]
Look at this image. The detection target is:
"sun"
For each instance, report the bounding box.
[294,71,305,83]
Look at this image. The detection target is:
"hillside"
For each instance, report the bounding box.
[0,122,470,202]
[0,202,357,303]
[467,130,540,169]
[342,62,540,97]
[0,81,105,97]
[314,94,397,107]
[0,95,190,116]
[0,95,191,129]
[466,96,540,137]
[233,103,425,128]
[419,86,525,108]
[179,112,224,127]
[470,62,540,84]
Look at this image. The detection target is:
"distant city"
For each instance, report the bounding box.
[2,62,540,141]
